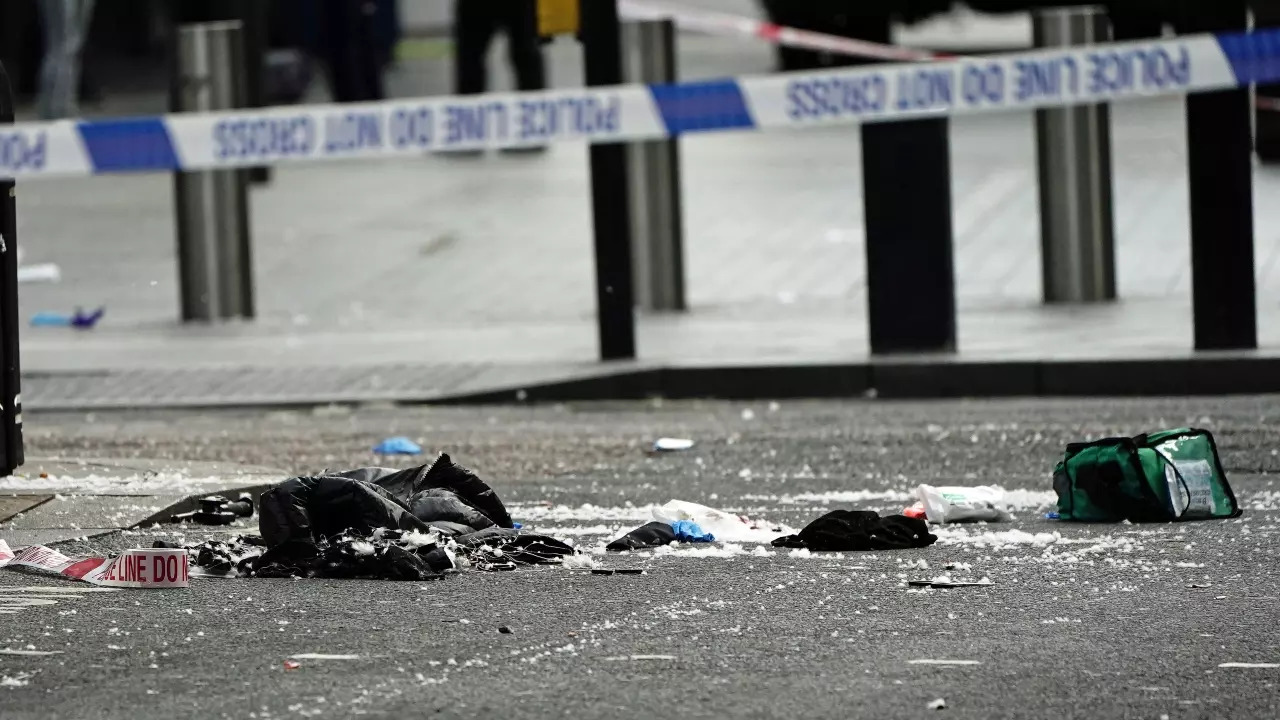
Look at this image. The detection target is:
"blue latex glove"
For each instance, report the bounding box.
[669,520,714,543]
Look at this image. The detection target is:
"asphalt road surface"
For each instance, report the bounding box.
[3,397,1280,720]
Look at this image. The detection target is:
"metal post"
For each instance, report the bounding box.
[1184,0,1256,350]
[622,19,686,313]
[0,61,24,475]
[171,22,255,322]
[1033,6,1117,304]
[583,0,637,359]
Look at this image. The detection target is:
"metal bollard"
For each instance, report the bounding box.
[0,61,24,475]
[171,22,255,322]
[622,19,686,313]
[1033,6,1117,304]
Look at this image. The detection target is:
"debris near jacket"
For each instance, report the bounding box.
[606,521,678,551]
[185,525,576,580]
[606,500,787,551]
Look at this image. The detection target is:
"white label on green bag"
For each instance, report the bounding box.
[1162,457,1217,518]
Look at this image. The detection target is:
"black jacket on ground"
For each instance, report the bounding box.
[257,453,514,548]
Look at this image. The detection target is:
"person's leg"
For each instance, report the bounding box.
[354,0,386,101]
[501,0,546,91]
[318,0,360,102]
[66,0,95,107]
[35,0,71,119]
[453,0,495,94]
[44,0,93,118]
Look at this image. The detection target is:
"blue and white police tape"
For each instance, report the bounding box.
[4,29,1280,179]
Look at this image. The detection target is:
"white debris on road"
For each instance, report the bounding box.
[290,654,362,661]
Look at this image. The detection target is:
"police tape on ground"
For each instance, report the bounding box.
[1,30,1276,179]
[0,539,189,589]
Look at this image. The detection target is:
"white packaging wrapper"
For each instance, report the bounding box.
[915,485,1013,524]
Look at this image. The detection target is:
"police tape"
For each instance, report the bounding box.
[2,28,1279,179]
[616,0,947,62]
[0,539,189,589]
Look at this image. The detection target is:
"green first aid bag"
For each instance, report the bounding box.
[1053,428,1242,523]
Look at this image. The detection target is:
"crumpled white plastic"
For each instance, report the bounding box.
[915,485,1013,524]
[650,500,789,544]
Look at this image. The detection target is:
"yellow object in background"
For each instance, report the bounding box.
[538,0,580,36]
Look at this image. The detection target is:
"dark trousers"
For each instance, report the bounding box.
[318,0,384,103]
[453,0,545,95]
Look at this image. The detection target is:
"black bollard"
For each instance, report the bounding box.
[1183,0,1257,350]
[582,0,637,361]
[0,61,25,475]
[856,18,956,354]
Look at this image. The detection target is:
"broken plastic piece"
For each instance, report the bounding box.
[30,312,72,327]
[17,263,60,283]
[373,437,422,455]
[591,568,645,576]
[498,626,513,634]
[653,438,695,452]
[283,660,300,670]
[928,698,946,710]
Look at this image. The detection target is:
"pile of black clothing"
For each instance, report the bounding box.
[771,510,937,552]
[182,453,574,581]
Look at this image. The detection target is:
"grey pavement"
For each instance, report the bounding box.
[11,24,1280,407]
[2,397,1280,719]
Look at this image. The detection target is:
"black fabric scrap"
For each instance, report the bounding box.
[455,527,575,566]
[606,521,678,551]
[771,510,938,552]
[314,531,453,581]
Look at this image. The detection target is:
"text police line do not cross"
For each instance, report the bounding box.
[205,93,633,163]
[784,44,1193,121]
[3,30,1276,178]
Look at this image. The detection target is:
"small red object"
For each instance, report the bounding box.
[283,660,300,670]
[902,505,927,520]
